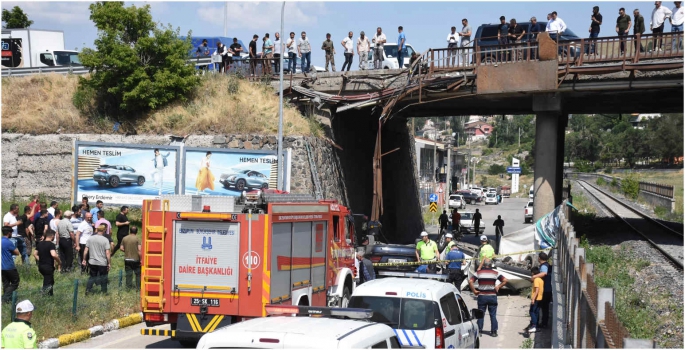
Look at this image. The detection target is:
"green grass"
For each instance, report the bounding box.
[1,199,143,341]
[520,338,533,349]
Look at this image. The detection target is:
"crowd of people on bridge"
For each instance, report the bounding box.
[204,1,683,75]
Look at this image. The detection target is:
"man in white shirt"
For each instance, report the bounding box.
[47,201,58,217]
[341,31,355,72]
[76,213,94,274]
[447,26,459,66]
[357,31,371,70]
[546,11,567,39]
[273,32,282,74]
[671,1,684,50]
[372,27,386,69]
[286,32,297,74]
[651,1,673,51]
[297,31,312,74]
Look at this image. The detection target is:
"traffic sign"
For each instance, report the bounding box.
[507,167,522,174]
[429,202,438,212]
[429,193,438,202]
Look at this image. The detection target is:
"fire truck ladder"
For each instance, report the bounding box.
[142,199,169,313]
[305,140,323,200]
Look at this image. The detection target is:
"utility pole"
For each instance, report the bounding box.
[276,1,286,190]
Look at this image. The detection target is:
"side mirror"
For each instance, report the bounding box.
[471,308,485,319]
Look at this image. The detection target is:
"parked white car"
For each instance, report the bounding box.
[364,43,417,70]
[484,193,498,205]
[524,200,534,223]
[448,194,466,209]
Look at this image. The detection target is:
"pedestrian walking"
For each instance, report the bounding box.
[263,33,274,75]
[439,210,449,235]
[112,206,130,256]
[587,6,603,55]
[33,210,49,243]
[372,27,386,69]
[273,32,282,73]
[459,19,472,65]
[445,243,465,289]
[356,251,376,284]
[651,1,673,51]
[472,208,482,235]
[56,210,75,273]
[249,34,259,76]
[524,266,544,333]
[492,215,505,255]
[298,31,312,73]
[415,231,439,273]
[671,1,684,50]
[286,32,297,73]
[1,300,37,348]
[357,31,371,70]
[530,252,553,328]
[447,26,459,66]
[322,33,336,72]
[120,226,141,291]
[4,204,28,266]
[48,209,61,247]
[341,31,355,72]
[477,235,496,270]
[82,225,111,295]
[469,259,508,337]
[75,212,94,274]
[94,210,111,237]
[634,9,647,53]
[33,230,60,296]
[451,208,461,233]
[507,18,526,60]
[1,226,20,303]
[616,8,632,55]
[397,26,406,68]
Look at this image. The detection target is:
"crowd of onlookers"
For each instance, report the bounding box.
[2,196,142,302]
[200,1,683,75]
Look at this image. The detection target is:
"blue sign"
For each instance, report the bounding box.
[429,193,438,202]
[507,167,522,174]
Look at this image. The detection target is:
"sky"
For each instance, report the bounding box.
[2,0,681,69]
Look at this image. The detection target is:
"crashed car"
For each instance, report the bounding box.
[219,169,269,191]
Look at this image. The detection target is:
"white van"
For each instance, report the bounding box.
[365,43,417,70]
[196,305,399,349]
[349,277,484,349]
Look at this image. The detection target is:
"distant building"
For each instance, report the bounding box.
[629,113,660,129]
[464,121,493,141]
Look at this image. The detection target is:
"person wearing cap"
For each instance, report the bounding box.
[477,235,495,271]
[469,259,508,337]
[1,299,37,348]
[445,243,465,288]
[441,233,456,257]
[357,31,371,70]
[415,231,439,272]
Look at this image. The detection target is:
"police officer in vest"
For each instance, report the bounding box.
[415,231,439,273]
[2,300,37,348]
[476,235,496,271]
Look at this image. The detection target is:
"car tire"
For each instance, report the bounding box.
[236,179,246,191]
[261,183,269,189]
[109,176,120,188]
[137,176,145,186]
[340,286,351,308]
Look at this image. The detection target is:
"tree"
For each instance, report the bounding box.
[2,6,33,28]
[76,2,200,117]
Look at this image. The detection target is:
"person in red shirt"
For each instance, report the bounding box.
[27,195,40,223]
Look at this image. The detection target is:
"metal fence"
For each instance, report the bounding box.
[555,202,655,348]
[568,172,674,199]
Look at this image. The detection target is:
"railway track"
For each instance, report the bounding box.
[575,179,683,270]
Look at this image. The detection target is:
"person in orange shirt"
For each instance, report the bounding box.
[525,266,544,333]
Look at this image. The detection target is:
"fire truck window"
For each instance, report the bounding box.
[333,216,340,242]
[344,221,350,242]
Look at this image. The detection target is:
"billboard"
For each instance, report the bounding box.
[183,147,278,195]
[73,141,180,206]
[1,38,24,68]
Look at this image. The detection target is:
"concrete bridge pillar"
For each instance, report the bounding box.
[533,93,564,221]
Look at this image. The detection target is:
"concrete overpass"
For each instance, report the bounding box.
[281,32,683,242]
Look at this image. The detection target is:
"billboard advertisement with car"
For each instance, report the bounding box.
[183,147,278,195]
[73,141,180,206]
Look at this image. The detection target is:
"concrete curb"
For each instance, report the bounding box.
[38,312,143,349]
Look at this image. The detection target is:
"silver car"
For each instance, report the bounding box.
[93,165,146,188]
[219,170,269,191]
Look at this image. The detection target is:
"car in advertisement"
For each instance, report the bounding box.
[92,165,146,188]
[219,169,269,191]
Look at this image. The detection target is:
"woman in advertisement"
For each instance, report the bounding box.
[195,151,215,194]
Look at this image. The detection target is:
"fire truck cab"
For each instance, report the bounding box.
[140,193,358,346]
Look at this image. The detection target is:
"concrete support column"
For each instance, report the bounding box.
[533,93,563,221]
[556,113,569,205]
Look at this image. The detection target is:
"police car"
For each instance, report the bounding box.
[349,276,484,349]
[196,305,400,348]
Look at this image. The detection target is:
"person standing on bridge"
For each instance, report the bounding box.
[671,2,684,50]
[439,210,449,235]
[469,259,508,337]
[249,34,259,76]
[286,32,297,73]
[1,300,37,348]
[459,19,472,65]
[507,18,526,61]
[634,9,647,53]
[341,31,355,72]
[298,31,312,74]
[492,215,505,255]
[357,31,371,70]
[587,6,603,55]
[372,27,386,69]
[263,33,274,75]
[651,1,673,51]
[447,26,459,66]
[616,8,632,55]
[397,26,406,68]
[546,11,567,41]
[497,16,508,61]
[322,33,336,72]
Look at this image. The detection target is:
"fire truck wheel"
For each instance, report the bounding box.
[340,286,351,308]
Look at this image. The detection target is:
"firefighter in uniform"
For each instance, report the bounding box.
[415,231,439,273]
[2,300,37,348]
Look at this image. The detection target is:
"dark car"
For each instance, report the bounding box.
[366,243,418,273]
[474,22,582,62]
[458,191,481,204]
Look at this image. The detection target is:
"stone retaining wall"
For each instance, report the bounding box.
[1,133,346,206]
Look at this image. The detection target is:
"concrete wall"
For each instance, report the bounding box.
[638,191,676,213]
[1,133,346,206]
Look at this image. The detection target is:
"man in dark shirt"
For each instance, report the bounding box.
[230,38,243,70]
[33,210,50,242]
[633,9,646,53]
[472,209,483,235]
[249,34,259,76]
[616,7,632,54]
[120,226,141,290]
[587,6,603,54]
[497,16,508,61]
[492,215,505,254]
[16,206,32,264]
[507,19,526,61]
[112,206,130,256]
[439,210,449,234]
[196,39,211,72]
[33,230,60,296]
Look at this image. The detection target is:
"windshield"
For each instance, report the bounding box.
[486,193,496,198]
[527,201,534,207]
[383,45,415,59]
[460,213,473,220]
[53,51,81,65]
[449,195,462,200]
[349,296,435,330]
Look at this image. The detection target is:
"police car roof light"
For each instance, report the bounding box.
[264,305,373,319]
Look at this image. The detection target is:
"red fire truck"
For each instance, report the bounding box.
[140,193,358,346]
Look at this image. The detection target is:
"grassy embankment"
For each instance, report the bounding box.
[1,73,318,136]
[0,198,143,342]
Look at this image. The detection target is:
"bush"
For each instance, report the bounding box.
[488,164,506,175]
[482,148,494,156]
[605,166,613,174]
[611,177,619,188]
[621,174,640,200]
[597,177,606,186]
[575,160,597,173]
